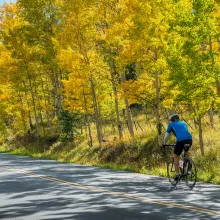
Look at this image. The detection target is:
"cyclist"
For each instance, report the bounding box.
[163,114,192,181]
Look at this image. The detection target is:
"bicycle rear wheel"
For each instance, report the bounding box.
[167,157,178,186]
[185,159,197,189]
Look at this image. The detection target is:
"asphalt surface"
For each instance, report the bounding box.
[0,153,219,220]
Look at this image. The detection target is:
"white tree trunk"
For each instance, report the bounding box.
[122,72,134,136]
[198,116,205,156]
[83,88,93,147]
[90,79,102,144]
[155,72,163,146]
[110,59,123,139]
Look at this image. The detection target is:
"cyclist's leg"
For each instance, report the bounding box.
[184,139,193,172]
[173,153,180,174]
[174,141,184,175]
[186,151,190,160]
[184,139,192,160]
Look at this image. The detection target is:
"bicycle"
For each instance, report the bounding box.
[163,144,197,189]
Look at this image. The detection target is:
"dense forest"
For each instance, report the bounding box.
[0,1,220,183]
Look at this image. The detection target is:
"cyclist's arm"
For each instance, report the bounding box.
[164,123,172,145]
[164,132,170,145]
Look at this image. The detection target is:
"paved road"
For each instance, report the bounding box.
[0,153,219,220]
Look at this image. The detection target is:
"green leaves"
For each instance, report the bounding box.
[0,0,220,148]
[59,110,81,142]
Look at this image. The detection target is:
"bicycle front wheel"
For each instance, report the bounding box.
[185,159,197,189]
[167,157,178,186]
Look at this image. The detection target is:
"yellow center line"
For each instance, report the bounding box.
[1,165,220,216]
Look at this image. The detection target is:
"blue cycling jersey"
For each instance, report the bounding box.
[166,121,192,142]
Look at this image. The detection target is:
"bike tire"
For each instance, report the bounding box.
[167,157,178,186]
[185,159,197,189]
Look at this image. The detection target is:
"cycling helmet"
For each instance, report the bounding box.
[169,114,179,122]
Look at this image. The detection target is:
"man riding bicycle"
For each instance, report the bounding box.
[163,114,192,181]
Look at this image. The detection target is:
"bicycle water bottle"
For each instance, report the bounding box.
[179,159,183,169]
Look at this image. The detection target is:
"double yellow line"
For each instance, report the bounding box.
[1,165,220,217]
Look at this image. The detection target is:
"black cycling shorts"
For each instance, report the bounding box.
[174,139,192,155]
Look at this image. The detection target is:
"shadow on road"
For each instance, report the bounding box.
[0,153,219,220]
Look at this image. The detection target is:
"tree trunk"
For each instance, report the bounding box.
[83,88,93,147]
[122,72,134,137]
[22,81,33,131]
[40,72,52,133]
[109,59,123,139]
[45,76,53,132]
[198,116,205,156]
[17,91,27,133]
[51,69,63,118]
[33,76,46,137]
[90,78,102,144]
[155,72,163,146]
[28,77,39,137]
[208,107,214,128]
[215,79,220,96]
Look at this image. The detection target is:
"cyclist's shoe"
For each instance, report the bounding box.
[174,174,180,181]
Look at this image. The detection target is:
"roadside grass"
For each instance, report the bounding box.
[0,116,220,185]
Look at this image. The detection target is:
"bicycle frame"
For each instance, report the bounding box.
[164,144,192,179]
